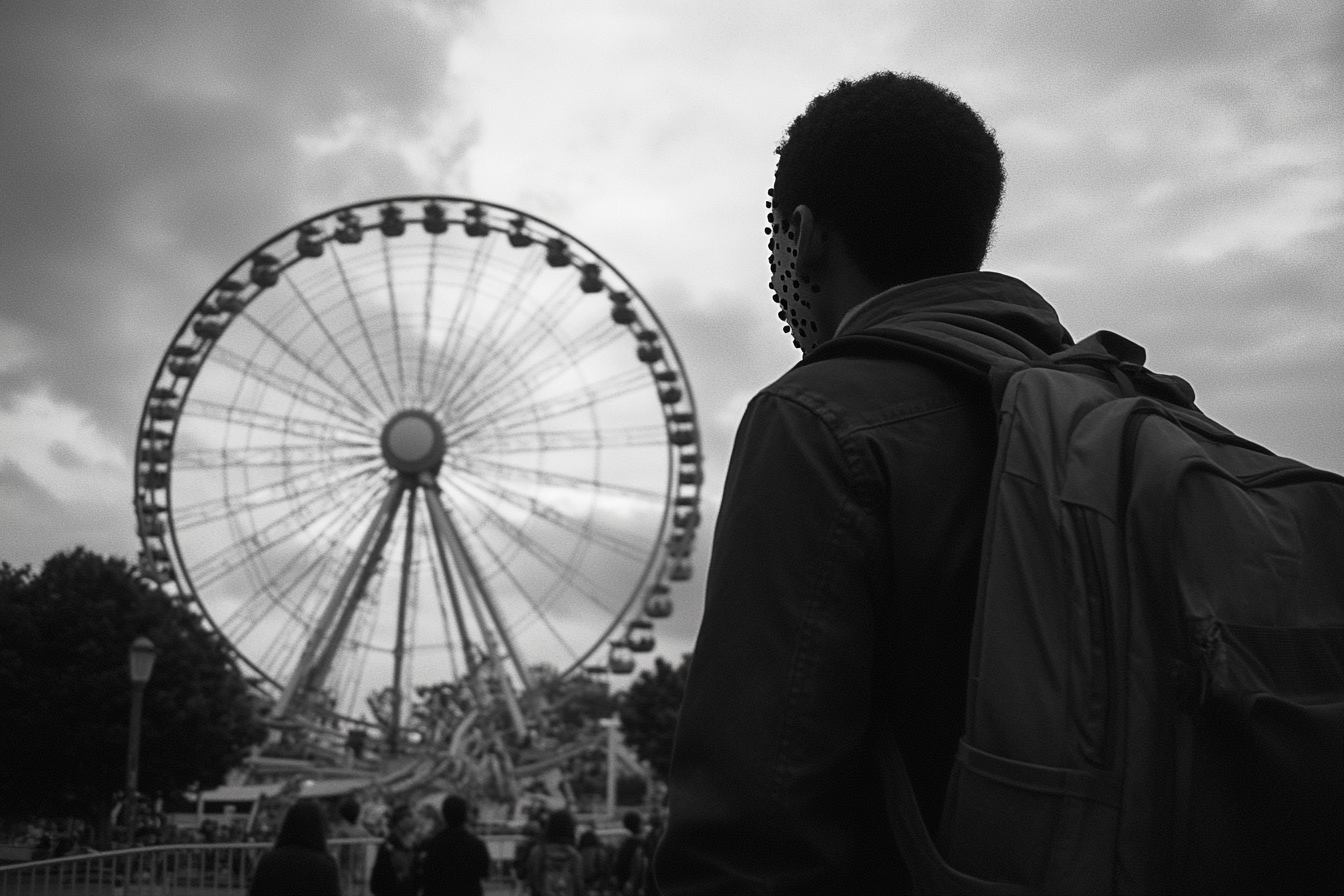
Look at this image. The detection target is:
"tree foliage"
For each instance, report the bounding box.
[0,549,266,820]
[617,654,690,780]
[527,663,619,745]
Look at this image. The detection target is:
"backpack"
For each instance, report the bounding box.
[529,843,582,896]
[818,317,1344,894]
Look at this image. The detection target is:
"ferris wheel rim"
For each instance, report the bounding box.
[133,195,703,713]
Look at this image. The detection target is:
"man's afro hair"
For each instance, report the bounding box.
[773,72,1005,288]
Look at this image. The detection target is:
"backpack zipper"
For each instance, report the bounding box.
[1071,504,1117,770]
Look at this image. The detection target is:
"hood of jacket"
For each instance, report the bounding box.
[830,271,1073,361]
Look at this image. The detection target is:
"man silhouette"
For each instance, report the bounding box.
[656,72,1073,894]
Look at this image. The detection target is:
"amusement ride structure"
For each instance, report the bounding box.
[132,197,701,803]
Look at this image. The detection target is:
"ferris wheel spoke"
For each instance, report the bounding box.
[209,342,375,434]
[422,230,506,408]
[187,397,375,444]
[415,235,441,403]
[218,505,371,652]
[457,424,669,455]
[432,253,584,416]
[449,467,650,562]
[191,471,386,591]
[450,365,650,444]
[329,243,398,409]
[328,563,388,715]
[448,475,615,586]
[435,269,586,417]
[174,459,383,531]
[441,506,580,664]
[221,509,362,649]
[174,443,380,473]
[278,270,390,416]
[428,245,548,409]
[220,517,358,648]
[442,318,625,432]
[450,455,666,501]
[381,236,408,403]
[232,311,382,424]
[444,478,621,620]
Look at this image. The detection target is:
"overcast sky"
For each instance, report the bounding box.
[2,0,1341,673]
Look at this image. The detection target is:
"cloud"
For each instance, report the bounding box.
[2,0,1341,687]
[0,389,136,566]
[0,0,479,443]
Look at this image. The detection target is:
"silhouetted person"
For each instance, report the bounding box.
[527,808,586,896]
[331,797,370,894]
[613,810,649,896]
[656,72,1072,894]
[576,827,607,893]
[248,799,341,896]
[421,794,491,896]
[370,804,422,896]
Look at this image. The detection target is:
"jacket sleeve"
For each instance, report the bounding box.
[655,390,891,895]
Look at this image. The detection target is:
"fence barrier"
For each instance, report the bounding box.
[0,828,637,894]
[0,839,378,896]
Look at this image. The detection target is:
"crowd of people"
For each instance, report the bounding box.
[245,796,662,896]
[511,808,662,896]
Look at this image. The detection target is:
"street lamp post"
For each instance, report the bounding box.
[125,636,158,846]
[599,714,619,820]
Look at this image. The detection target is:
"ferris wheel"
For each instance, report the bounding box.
[133,196,702,741]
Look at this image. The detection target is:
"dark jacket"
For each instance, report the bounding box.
[248,844,342,896]
[370,834,422,896]
[421,825,492,896]
[655,273,1071,895]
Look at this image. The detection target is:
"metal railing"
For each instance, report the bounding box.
[0,839,378,896]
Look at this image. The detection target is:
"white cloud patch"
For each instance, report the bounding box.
[0,389,129,507]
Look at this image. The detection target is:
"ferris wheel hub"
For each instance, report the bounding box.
[381,409,446,474]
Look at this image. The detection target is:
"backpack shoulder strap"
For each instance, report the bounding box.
[813,320,1199,412]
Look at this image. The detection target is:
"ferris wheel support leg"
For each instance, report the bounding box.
[421,478,531,740]
[389,482,418,756]
[422,482,487,709]
[275,477,407,720]
[420,473,534,694]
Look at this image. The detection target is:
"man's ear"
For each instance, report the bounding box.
[791,204,827,281]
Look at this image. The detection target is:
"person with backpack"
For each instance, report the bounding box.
[575,828,608,894]
[526,809,586,896]
[656,70,1344,896]
[656,71,1044,895]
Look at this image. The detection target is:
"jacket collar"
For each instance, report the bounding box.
[832,271,1072,356]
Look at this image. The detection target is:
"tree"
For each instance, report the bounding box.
[0,549,266,825]
[617,654,690,780]
[527,663,619,745]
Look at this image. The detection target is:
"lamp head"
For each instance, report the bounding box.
[129,636,158,684]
